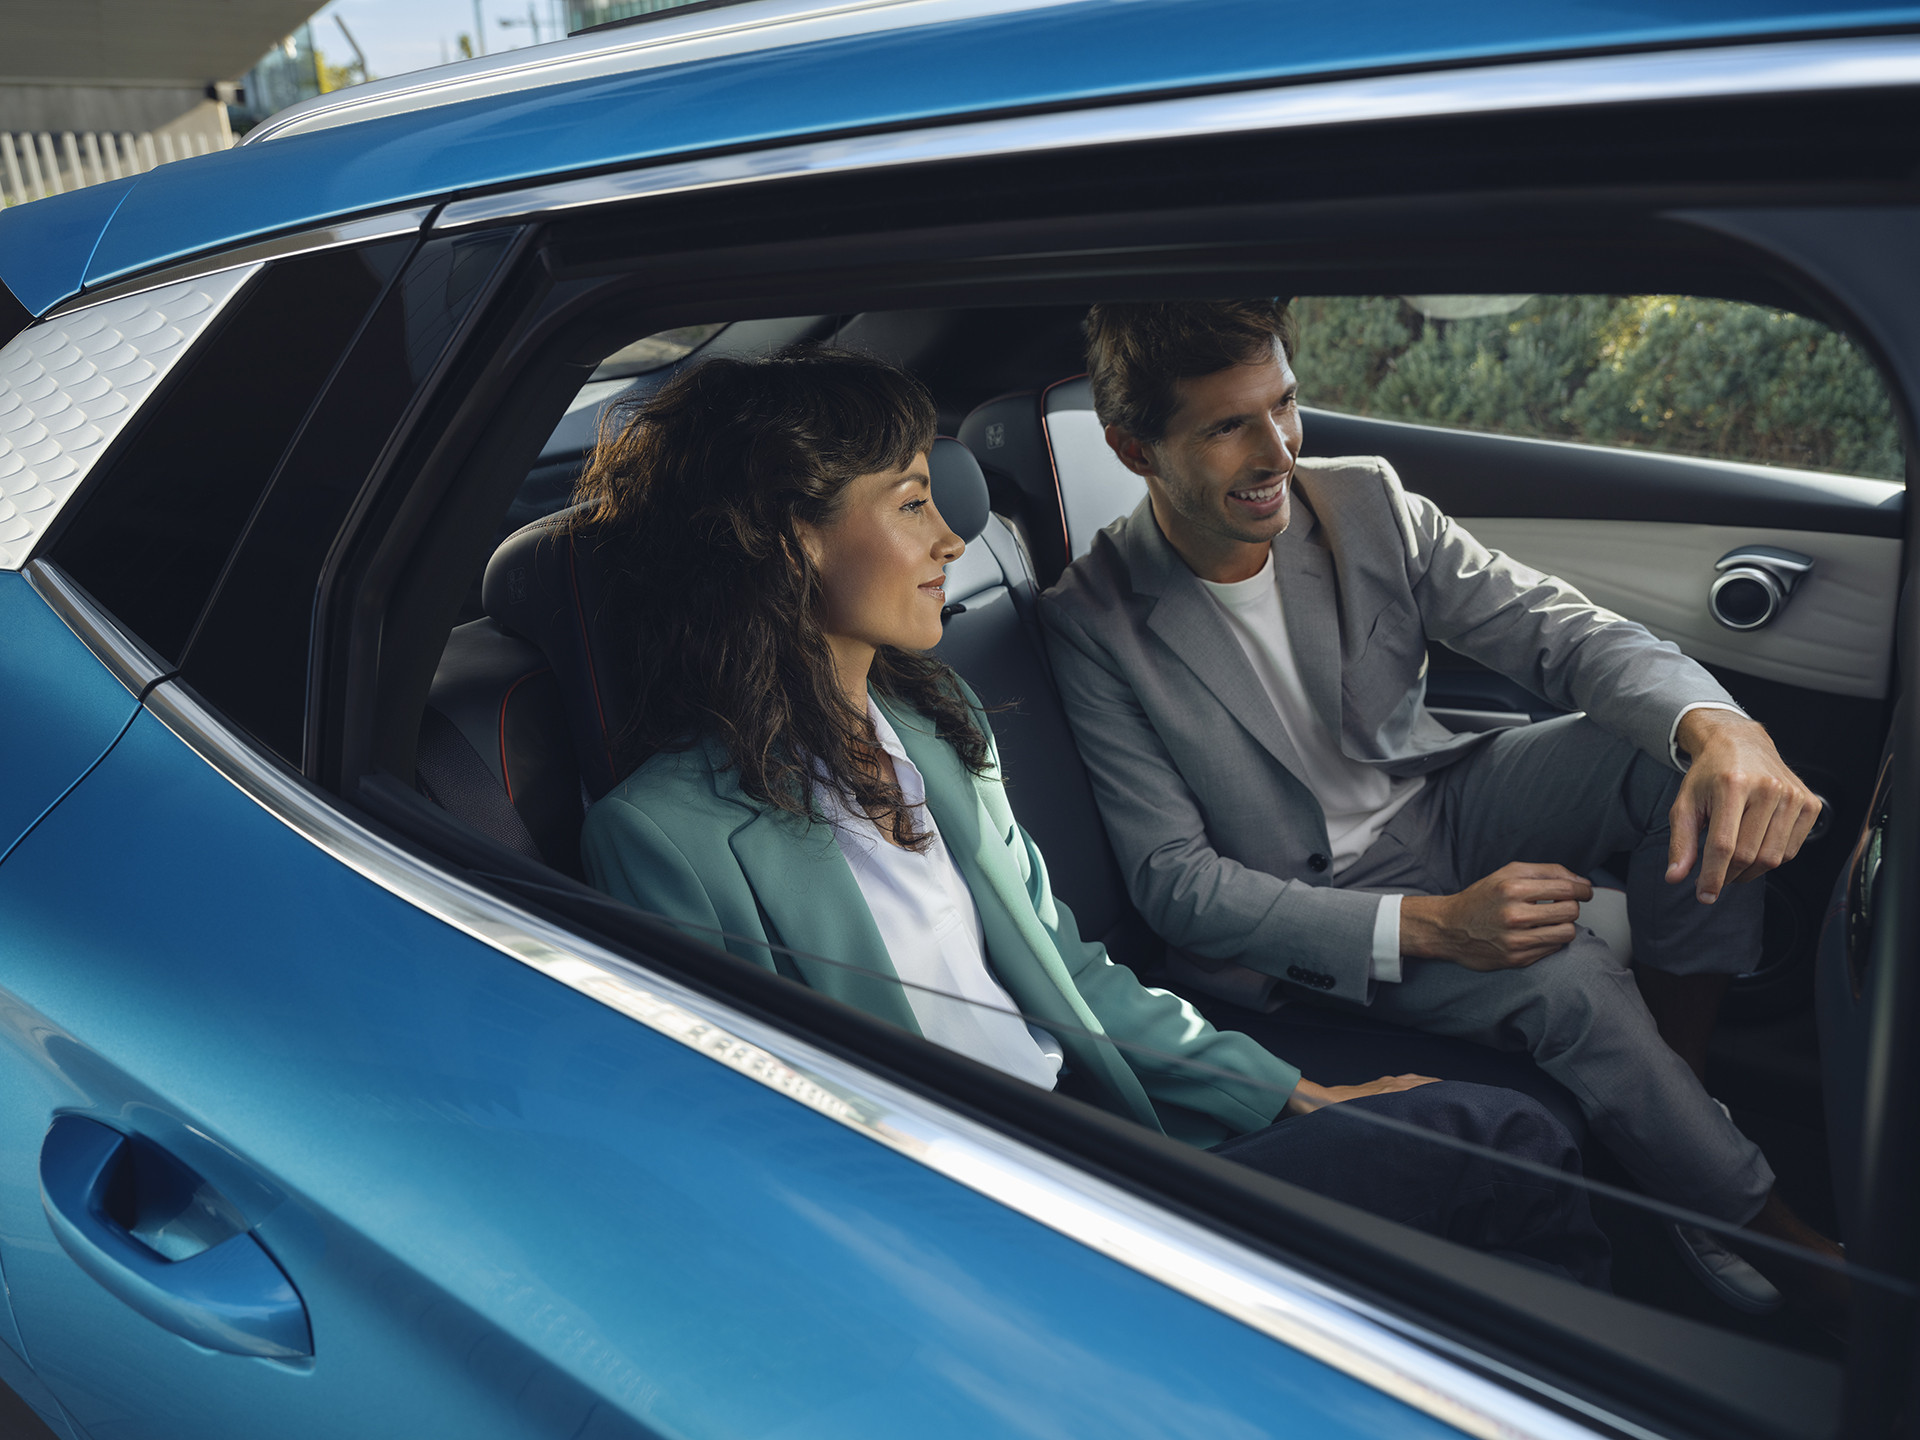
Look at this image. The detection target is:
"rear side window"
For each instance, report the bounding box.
[182,231,517,764]
[1292,294,1904,480]
[49,241,412,661]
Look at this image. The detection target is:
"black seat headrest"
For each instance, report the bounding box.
[929,436,990,544]
[483,506,635,800]
[484,437,992,800]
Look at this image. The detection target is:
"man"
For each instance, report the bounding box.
[1039,298,1840,1320]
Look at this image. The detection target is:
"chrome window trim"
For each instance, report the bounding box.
[23,561,170,697]
[46,208,433,322]
[434,33,1920,230]
[240,0,1089,148]
[123,669,1638,1440]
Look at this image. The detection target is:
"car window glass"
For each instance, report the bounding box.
[1293,295,1904,481]
[591,323,726,381]
[48,241,412,662]
[182,230,517,765]
[0,278,29,350]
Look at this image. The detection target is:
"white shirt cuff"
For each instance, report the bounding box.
[1369,894,1403,984]
[1669,701,1748,770]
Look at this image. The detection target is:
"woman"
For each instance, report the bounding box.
[576,345,1609,1285]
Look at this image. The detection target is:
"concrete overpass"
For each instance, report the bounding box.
[1,1,325,134]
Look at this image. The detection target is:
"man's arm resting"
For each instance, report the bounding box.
[1669,707,1822,903]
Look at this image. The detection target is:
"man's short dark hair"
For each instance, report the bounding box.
[1085,299,1297,442]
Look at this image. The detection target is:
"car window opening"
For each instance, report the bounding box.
[400,294,1906,1381]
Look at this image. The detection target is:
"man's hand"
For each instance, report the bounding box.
[1669,710,1821,904]
[1285,1073,1440,1116]
[1401,863,1593,971]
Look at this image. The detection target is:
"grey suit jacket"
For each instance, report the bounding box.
[1038,456,1739,1007]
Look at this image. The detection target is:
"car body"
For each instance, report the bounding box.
[2,3,1918,1438]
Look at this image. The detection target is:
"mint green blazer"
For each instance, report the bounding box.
[580,686,1301,1147]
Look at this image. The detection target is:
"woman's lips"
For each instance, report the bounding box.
[920,578,947,600]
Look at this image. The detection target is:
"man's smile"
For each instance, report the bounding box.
[1227,474,1289,517]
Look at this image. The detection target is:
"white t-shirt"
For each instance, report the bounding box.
[1199,554,1419,979]
[816,701,1064,1089]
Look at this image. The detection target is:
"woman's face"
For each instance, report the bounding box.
[799,451,964,657]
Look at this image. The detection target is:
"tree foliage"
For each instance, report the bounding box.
[1290,295,1904,480]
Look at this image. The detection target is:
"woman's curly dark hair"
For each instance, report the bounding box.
[571,344,990,848]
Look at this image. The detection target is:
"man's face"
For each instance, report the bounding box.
[1110,345,1302,578]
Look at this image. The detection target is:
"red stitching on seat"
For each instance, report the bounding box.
[497,666,553,806]
[567,535,616,781]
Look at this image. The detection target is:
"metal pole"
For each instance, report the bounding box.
[82,132,105,185]
[335,15,370,79]
[1,135,24,206]
[21,134,47,199]
[473,0,488,54]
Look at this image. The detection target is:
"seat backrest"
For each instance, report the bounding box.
[423,616,585,876]
[483,512,636,800]
[959,377,1146,588]
[928,440,1148,965]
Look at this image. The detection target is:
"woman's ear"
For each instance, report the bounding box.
[789,521,826,573]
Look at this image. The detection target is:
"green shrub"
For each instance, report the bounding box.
[1291,295,1904,480]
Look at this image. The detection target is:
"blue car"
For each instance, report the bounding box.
[2,2,1917,1436]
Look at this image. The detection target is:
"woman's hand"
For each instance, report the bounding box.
[1284,1073,1440,1116]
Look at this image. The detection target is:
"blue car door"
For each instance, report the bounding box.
[0,227,1462,1440]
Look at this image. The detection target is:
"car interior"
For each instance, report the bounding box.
[391,277,1898,1346]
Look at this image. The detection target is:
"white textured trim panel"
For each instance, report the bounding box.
[1462,517,1900,699]
[0,266,259,571]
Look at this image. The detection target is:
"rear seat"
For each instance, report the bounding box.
[422,423,1588,1142]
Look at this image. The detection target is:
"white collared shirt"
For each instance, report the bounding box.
[816,701,1064,1089]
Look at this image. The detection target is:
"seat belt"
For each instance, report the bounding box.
[415,705,546,861]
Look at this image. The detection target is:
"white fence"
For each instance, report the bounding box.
[1,129,236,208]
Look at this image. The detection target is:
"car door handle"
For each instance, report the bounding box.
[39,1115,312,1359]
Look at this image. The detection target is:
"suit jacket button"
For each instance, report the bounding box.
[1286,966,1304,981]
[1308,853,1329,872]
[1320,976,1334,990]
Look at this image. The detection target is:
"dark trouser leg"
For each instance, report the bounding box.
[1439,714,1762,1084]
[1633,969,1730,1082]
[1211,1081,1612,1289]
[1436,714,1764,980]
[1341,716,1774,1220]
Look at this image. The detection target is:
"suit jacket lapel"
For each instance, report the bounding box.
[1272,487,1346,744]
[1122,497,1313,782]
[713,751,922,1034]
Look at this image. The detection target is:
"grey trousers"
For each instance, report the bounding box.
[1336,715,1775,1224]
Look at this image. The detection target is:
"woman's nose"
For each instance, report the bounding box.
[930,506,965,561]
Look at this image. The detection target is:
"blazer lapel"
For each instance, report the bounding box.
[881,696,1165,1129]
[1123,497,1312,783]
[1271,488,1346,744]
[714,756,922,1034]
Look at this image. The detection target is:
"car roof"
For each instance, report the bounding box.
[5,0,1920,314]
